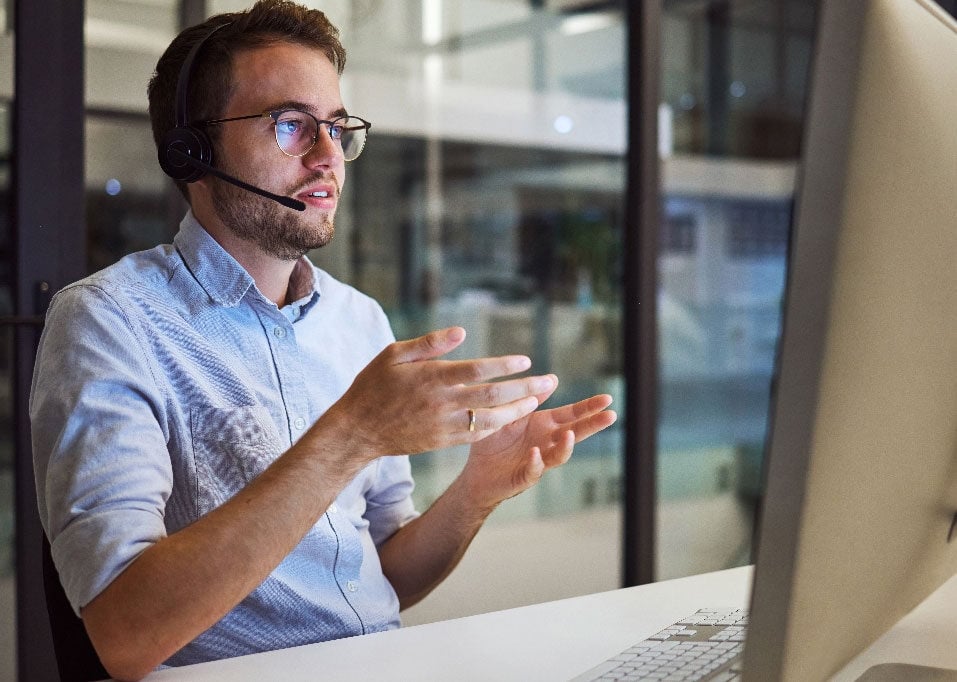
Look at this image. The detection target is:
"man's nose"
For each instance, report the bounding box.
[302,124,342,168]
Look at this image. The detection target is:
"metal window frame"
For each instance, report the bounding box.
[12,0,85,678]
[623,0,660,587]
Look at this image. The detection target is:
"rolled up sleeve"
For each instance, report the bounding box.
[31,284,172,615]
[364,456,420,548]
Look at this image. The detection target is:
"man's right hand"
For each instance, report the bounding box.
[321,326,557,460]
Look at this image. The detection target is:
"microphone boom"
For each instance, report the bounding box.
[168,148,306,211]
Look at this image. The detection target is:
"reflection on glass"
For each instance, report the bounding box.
[319,131,627,623]
[346,1,625,99]
[346,139,625,519]
[328,0,627,621]
[86,116,182,272]
[656,0,814,580]
[662,1,814,158]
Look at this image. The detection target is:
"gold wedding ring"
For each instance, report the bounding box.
[467,408,476,432]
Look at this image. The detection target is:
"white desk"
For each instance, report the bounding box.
[138,566,957,682]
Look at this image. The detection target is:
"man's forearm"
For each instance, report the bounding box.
[80,421,368,682]
[378,474,497,611]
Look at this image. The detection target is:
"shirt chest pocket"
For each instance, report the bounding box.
[190,405,284,515]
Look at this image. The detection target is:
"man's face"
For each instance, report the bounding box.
[206,43,348,260]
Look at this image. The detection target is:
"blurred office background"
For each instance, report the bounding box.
[11,0,952,679]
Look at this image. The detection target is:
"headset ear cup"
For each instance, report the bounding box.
[159,126,213,183]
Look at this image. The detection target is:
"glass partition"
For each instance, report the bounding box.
[85,114,181,273]
[335,138,625,520]
[656,0,815,580]
[308,0,628,623]
[84,0,181,272]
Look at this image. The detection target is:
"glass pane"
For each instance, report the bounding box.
[295,0,627,622]
[1,6,15,677]
[656,0,815,580]
[85,0,181,271]
[85,0,178,111]
[86,115,180,272]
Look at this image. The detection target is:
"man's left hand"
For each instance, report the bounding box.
[459,383,617,512]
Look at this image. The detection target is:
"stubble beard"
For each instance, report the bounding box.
[210,169,337,261]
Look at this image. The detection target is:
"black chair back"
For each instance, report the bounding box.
[41,534,109,682]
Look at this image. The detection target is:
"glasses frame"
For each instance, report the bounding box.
[196,110,372,161]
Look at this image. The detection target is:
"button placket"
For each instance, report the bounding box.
[263,315,310,444]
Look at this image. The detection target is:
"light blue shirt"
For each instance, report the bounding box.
[30,212,418,667]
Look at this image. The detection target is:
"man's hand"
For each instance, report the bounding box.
[322,326,554,461]
[459,387,618,512]
[377,381,616,609]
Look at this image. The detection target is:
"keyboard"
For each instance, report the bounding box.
[569,608,748,682]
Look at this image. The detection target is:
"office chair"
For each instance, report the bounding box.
[41,534,109,682]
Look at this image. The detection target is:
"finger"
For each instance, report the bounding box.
[388,327,466,364]
[546,393,614,427]
[566,409,617,444]
[466,395,539,435]
[519,447,546,488]
[439,354,532,385]
[530,374,559,407]
[461,373,556,410]
[541,429,575,468]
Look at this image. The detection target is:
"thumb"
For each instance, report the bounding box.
[521,447,546,488]
[390,326,466,364]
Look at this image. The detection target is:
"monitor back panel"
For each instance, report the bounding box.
[743,0,957,679]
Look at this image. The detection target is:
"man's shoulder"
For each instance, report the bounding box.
[58,244,181,301]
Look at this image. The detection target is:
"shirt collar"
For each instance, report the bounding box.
[285,258,322,321]
[173,211,255,307]
[173,210,322,314]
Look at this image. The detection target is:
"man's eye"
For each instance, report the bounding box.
[277,119,303,135]
[328,124,344,140]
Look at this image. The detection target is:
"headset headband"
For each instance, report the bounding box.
[174,22,231,128]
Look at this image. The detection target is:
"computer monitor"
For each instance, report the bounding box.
[741,0,957,679]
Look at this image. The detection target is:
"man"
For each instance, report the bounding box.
[30,2,616,680]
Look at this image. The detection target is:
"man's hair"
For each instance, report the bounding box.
[147,0,346,199]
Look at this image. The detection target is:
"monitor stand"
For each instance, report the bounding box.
[857,664,957,681]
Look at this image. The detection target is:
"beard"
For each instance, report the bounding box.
[210,166,337,261]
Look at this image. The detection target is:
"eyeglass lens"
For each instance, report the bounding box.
[274,112,367,161]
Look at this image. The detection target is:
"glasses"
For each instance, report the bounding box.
[198,110,372,162]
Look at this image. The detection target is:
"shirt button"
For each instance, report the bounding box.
[274,327,287,339]
[293,417,306,430]
[347,580,359,593]
[328,503,338,514]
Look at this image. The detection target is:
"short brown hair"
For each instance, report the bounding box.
[147,0,346,198]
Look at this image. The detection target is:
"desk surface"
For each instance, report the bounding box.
[139,566,957,682]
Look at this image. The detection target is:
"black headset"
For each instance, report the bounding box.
[158,23,230,183]
[156,22,305,211]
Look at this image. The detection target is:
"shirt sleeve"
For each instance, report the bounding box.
[364,455,420,547]
[30,283,172,615]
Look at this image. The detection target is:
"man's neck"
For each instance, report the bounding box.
[232,247,297,308]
